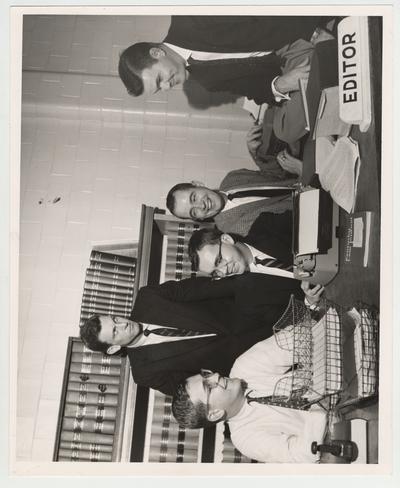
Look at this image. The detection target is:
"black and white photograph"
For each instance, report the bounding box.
[6,1,397,479]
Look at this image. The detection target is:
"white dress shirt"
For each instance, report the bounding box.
[164,42,288,101]
[246,243,294,279]
[129,323,216,348]
[229,334,327,463]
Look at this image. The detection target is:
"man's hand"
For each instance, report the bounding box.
[246,123,263,162]
[274,59,311,95]
[276,149,303,176]
[310,27,335,46]
[301,281,324,307]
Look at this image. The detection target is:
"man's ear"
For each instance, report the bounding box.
[149,47,165,59]
[207,408,225,423]
[191,180,205,187]
[221,233,234,245]
[106,345,121,355]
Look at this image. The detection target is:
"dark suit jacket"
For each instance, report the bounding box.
[127,273,302,395]
[164,15,326,104]
[238,211,293,266]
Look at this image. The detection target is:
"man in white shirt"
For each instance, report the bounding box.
[171,331,328,463]
[187,217,324,306]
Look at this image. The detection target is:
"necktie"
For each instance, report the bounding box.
[143,326,207,338]
[247,392,310,410]
[228,188,292,200]
[255,256,293,272]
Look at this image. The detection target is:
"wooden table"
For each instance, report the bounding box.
[301,18,382,463]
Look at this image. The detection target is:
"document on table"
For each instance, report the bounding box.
[315,136,361,213]
[297,189,320,255]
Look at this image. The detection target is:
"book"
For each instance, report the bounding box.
[67,380,121,396]
[84,270,134,289]
[68,372,122,385]
[90,250,136,268]
[62,417,115,435]
[58,447,113,462]
[59,440,113,453]
[89,261,136,277]
[69,362,122,377]
[298,78,310,131]
[60,430,114,445]
[83,281,134,296]
[65,390,119,407]
[64,403,118,421]
[81,289,133,304]
[85,268,134,285]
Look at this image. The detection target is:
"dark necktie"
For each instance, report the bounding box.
[228,188,292,200]
[143,326,207,338]
[247,393,310,411]
[254,256,293,272]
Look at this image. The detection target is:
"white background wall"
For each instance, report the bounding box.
[17,14,254,461]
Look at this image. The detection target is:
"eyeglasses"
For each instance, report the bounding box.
[200,369,219,413]
[211,239,224,280]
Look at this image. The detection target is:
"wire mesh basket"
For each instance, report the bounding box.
[347,302,379,399]
[272,295,344,409]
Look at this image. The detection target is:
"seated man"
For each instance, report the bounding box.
[119,16,336,143]
[172,332,328,463]
[166,173,297,236]
[80,273,317,396]
[188,216,324,304]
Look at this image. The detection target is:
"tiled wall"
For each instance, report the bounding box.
[17,15,255,461]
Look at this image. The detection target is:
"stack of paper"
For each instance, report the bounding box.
[315,136,361,213]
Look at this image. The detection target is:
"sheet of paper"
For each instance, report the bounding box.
[297,189,319,255]
[352,217,364,247]
[315,135,336,174]
[313,86,351,139]
[318,136,361,213]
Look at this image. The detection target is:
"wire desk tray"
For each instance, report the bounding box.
[271,296,379,411]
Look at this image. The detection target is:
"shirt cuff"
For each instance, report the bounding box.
[271,76,291,103]
[304,297,318,310]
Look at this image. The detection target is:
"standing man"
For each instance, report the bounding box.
[118,16,336,143]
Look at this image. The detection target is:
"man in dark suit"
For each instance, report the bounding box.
[80,273,317,396]
[118,16,336,142]
[188,211,294,279]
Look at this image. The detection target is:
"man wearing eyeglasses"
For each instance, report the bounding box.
[80,272,307,396]
[188,214,324,308]
[172,332,328,463]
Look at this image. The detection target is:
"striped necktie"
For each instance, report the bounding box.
[228,188,292,200]
[247,393,310,410]
[143,326,207,338]
[255,256,293,272]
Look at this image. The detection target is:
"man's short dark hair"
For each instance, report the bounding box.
[118,42,160,97]
[79,314,109,354]
[188,228,224,271]
[166,182,196,216]
[172,382,217,429]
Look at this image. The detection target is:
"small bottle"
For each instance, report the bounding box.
[311,440,358,462]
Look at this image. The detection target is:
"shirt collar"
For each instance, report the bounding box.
[164,42,191,63]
